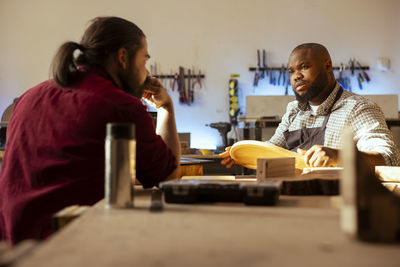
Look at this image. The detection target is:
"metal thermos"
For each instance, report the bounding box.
[105,123,136,208]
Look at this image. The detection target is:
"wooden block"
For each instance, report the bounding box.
[277,173,339,195]
[340,128,400,243]
[179,164,203,177]
[256,157,295,181]
[302,167,343,175]
[52,205,90,231]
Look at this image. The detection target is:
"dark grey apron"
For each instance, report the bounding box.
[283,88,343,152]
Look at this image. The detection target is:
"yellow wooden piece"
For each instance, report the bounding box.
[375,166,400,182]
[179,165,203,177]
[230,140,305,170]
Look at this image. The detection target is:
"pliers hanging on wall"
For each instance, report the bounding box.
[170,72,180,91]
[356,61,370,82]
[191,69,202,90]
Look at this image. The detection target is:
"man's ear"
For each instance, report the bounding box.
[116,47,129,70]
[324,59,333,72]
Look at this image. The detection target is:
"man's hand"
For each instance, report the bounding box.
[142,77,172,110]
[219,146,236,168]
[297,145,339,167]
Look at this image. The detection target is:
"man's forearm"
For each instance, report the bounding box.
[156,105,181,178]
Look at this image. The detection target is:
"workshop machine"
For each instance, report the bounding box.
[206,122,231,153]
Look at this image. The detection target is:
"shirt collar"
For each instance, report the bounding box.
[297,82,341,115]
[91,65,120,88]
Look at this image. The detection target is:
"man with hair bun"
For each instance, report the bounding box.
[0,17,180,244]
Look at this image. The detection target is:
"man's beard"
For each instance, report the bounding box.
[118,67,147,99]
[294,70,329,104]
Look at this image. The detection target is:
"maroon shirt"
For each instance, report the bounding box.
[0,69,176,244]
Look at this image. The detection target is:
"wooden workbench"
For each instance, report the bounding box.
[15,187,400,267]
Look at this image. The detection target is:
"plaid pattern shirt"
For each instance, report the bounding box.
[269,82,400,166]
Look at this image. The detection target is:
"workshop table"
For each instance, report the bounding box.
[15,187,400,267]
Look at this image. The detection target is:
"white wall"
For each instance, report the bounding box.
[1,0,399,149]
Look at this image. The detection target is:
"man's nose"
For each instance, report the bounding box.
[293,71,303,82]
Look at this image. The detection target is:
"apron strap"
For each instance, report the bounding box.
[320,87,343,129]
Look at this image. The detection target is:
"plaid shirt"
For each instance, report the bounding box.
[269,82,400,166]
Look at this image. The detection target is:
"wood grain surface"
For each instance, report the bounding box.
[229,140,306,170]
[14,190,400,267]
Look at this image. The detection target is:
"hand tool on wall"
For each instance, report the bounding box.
[262,49,268,77]
[253,50,260,87]
[337,63,344,89]
[356,61,370,82]
[269,71,276,85]
[349,59,355,75]
[284,65,290,95]
[277,65,285,86]
[169,72,180,91]
[188,68,192,105]
[179,66,186,103]
[260,50,265,79]
[357,73,364,90]
[192,69,202,90]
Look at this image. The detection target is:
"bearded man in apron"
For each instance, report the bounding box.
[221,43,400,168]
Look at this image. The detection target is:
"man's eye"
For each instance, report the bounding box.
[302,65,309,69]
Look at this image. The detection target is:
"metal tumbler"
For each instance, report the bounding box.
[105,123,136,208]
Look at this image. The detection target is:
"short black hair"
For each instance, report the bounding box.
[291,43,331,61]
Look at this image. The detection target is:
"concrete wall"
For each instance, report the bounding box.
[1,0,399,148]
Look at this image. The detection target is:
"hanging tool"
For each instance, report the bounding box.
[356,61,370,82]
[192,69,202,90]
[260,50,265,79]
[284,65,290,95]
[337,63,344,89]
[179,66,186,103]
[277,65,285,86]
[253,50,260,87]
[188,68,192,105]
[170,72,180,91]
[357,73,364,90]
[349,59,355,75]
[262,49,268,77]
[269,71,276,85]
